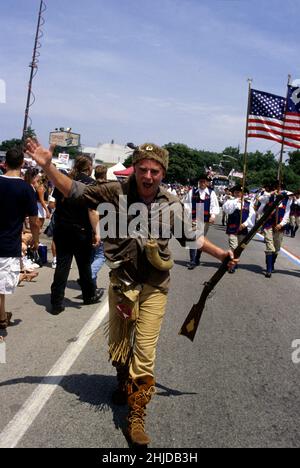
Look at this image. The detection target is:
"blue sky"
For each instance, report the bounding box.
[0,0,299,154]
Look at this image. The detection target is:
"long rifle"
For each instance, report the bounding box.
[179,192,292,342]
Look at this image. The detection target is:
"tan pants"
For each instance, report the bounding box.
[290,216,300,229]
[228,234,246,251]
[263,228,284,254]
[204,222,210,236]
[108,282,168,381]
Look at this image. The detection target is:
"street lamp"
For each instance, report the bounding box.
[221,154,239,180]
[222,154,239,161]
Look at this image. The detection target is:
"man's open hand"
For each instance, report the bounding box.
[25,138,55,168]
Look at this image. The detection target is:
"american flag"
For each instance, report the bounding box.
[247,87,300,149]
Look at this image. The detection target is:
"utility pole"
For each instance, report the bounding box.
[22,1,46,143]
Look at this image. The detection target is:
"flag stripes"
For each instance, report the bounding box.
[247,86,300,149]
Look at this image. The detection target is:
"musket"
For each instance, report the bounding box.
[179,192,293,342]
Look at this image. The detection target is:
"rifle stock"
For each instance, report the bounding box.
[179,192,290,342]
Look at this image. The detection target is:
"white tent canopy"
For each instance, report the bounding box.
[83,143,133,165]
[106,162,126,181]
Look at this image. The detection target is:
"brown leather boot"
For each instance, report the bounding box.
[111,362,129,405]
[127,376,155,446]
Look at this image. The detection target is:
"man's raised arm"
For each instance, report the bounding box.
[25,138,72,197]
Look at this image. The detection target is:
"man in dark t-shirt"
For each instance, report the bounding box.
[0,149,39,330]
[50,157,102,314]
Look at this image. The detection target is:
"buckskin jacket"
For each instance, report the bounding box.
[70,175,198,292]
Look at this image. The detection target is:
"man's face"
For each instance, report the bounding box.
[134,159,165,200]
[234,190,243,199]
[198,179,207,190]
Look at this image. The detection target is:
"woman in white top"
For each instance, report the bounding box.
[36,174,50,230]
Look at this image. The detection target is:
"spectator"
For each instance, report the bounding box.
[88,165,107,289]
[50,155,103,314]
[36,173,50,230]
[0,149,39,330]
[47,194,57,269]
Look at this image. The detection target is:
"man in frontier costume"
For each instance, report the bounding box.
[258,181,292,279]
[185,173,220,269]
[222,184,256,273]
[26,138,238,447]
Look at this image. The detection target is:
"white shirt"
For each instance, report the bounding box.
[223,198,256,230]
[294,198,300,206]
[184,187,220,220]
[258,192,292,226]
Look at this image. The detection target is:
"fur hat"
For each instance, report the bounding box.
[132,143,169,171]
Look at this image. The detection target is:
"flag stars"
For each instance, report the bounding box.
[248,87,300,149]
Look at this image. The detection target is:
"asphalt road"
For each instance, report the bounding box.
[0,221,300,448]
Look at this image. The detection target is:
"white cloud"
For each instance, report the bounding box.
[0,0,298,154]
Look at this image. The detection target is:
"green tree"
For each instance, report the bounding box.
[23,126,37,140]
[164,143,199,183]
[164,143,224,183]
[0,127,37,152]
[123,141,300,190]
[222,147,242,171]
[52,146,81,160]
[247,150,277,172]
[124,154,133,167]
[282,165,300,191]
[247,168,278,188]
[287,151,300,176]
[0,138,23,151]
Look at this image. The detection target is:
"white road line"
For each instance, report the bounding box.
[0,298,109,449]
[256,233,300,266]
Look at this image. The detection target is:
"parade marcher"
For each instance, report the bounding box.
[258,182,292,278]
[222,185,256,273]
[220,187,233,226]
[0,149,39,329]
[26,139,238,447]
[184,173,220,269]
[290,191,300,238]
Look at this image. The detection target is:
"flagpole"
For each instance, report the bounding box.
[278,74,292,188]
[240,78,253,226]
[275,74,292,225]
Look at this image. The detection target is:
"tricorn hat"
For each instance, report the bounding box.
[231,184,249,193]
[198,173,210,181]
